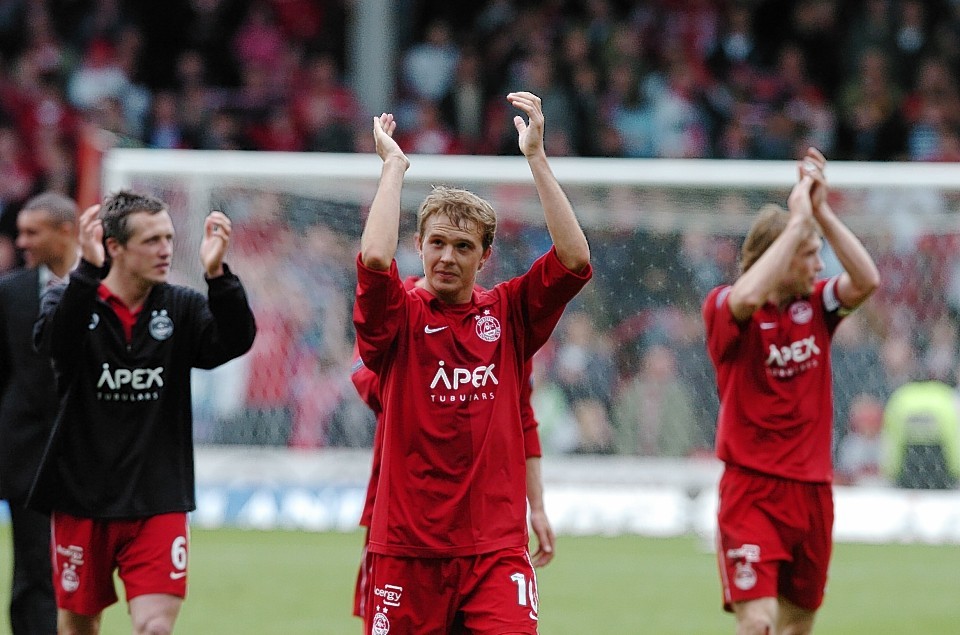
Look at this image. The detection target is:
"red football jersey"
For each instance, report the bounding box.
[350,356,542,528]
[703,277,845,483]
[350,277,542,528]
[354,247,591,557]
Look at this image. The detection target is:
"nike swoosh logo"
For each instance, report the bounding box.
[424,325,448,334]
[760,322,777,330]
[169,571,187,580]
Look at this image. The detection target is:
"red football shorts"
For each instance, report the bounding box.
[716,465,833,612]
[50,511,189,616]
[363,546,539,634]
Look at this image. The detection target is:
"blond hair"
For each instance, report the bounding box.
[417,186,497,250]
[739,204,818,274]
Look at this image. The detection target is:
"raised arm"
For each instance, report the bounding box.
[200,210,232,278]
[508,91,590,273]
[360,113,410,271]
[804,147,880,309]
[35,204,104,358]
[726,174,817,321]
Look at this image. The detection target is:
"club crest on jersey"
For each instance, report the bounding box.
[789,300,813,324]
[149,309,174,340]
[475,309,501,342]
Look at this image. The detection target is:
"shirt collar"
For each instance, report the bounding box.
[38,265,68,292]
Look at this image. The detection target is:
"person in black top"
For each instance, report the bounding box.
[31,190,256,635]
[0,192,79,635]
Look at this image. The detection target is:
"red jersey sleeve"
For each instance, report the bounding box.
[353,256,407,374]
[350,341,381,414]
[703,286,743,366]
[520,360,542,458]
[501,246,593,359]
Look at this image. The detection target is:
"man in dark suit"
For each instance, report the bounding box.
[0,192,78,635]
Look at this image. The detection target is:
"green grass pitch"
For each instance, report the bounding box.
[0,526,957,634]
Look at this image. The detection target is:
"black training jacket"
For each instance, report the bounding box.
[28,259,256,518]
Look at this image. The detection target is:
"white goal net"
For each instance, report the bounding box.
[103,149,960,493]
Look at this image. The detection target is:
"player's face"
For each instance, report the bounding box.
[15,209,66,268]
[786,233,824,296]
[111,210,175,286]
[417,212,490,304]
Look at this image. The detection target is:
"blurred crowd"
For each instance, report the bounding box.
[2,0,960,487]
[5,0,960,212]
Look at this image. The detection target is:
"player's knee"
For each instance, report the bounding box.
[133,615,175,635]
[736,615,774,635]
[779,616,816,635]
[58,610,101,635]
[777,598,817,635]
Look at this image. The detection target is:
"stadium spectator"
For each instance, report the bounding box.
[29,191,256,634]
[706,3,762,83]
[529,343,580,454]
[835,47,908,161]
[396,97,464,155]
[0,234,15,274]
[438,46,488,153]
[67,38,131,114]
[835,393,886,486]
[882,378,960,490]
[878,331,920,397]
[0,126,36,206]
[613,343,697,457]
[703,148,880,634]
[830,308,886,444]
[232,2,286,71]
[902,55,960,161]
[890,0,935,92]
[0,192,79,635]
[353,91,590,633]
[290,51,361,153]
[555,310,616,454]
[144,90,186,149]
[400,18,459,102]
[841,0,897,79]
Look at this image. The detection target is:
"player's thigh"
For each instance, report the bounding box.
[460,547,539,635]
[129,593,183,634]
[732,597,778,635]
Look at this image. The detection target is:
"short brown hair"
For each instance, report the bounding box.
[417,186,497,250]
[739,204,817,274]
[101,190,168,246]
